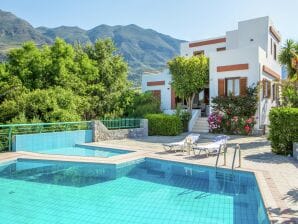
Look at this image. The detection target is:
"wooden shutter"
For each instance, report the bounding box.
[218,79,225,97]
[239,77,247,96]
[151,90,161,101]
[272,84,276,100]
[262,79,266,98]
[267,81,271,98]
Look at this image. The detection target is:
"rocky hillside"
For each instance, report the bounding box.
[0,9,185,84]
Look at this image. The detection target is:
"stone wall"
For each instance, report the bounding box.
[293,142,298,160]
[92,119,148,141]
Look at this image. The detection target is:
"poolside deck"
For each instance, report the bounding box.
[0,134,297,223]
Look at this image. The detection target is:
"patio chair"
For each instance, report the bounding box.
[163,133,200,153]
[192,135,229,157]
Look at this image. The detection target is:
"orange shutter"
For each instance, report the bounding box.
[218,79,225,97]
[262,79,266,98]
[268,81,271,98]
[239,77,247,96]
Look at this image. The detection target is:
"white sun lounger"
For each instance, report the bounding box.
[163,133,200,152]
[192,135,229,157]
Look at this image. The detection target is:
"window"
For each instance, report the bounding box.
[193,50,204,56]
[272,83,279,101]
[218,77,247,97]
[225,78,240,96]
[263,79,271,98]
[216,47,226,52]
[273,43,277,60]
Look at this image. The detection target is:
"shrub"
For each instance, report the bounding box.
[208,112,223,133]
[175,106,191,132]
[281,79,298,107]
[125,92,161,118]
[210,85,258,135]
[145,114,182,136]
[269,107,298,155]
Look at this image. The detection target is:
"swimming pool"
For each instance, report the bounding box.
[0,158,269,224]
[26,145,133,157]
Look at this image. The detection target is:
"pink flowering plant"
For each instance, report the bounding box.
[210,85,258,135]
[208,112,223,133]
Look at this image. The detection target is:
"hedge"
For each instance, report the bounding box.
[269,107,298,155]
[145,114,182,136]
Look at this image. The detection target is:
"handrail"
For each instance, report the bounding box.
[215,144,226,168]
[232,144,241,170]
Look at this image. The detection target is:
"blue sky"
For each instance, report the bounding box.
[1,0,297,41]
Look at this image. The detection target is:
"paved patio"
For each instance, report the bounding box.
[0,133,297,223]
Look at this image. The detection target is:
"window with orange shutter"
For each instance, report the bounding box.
[225,78,240,96]
[218,77,247,97]
[263,79,271,98]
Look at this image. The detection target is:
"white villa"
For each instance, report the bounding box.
[142,17,282,132]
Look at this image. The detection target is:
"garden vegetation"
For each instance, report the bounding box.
[269,107,298,155]
[145,114,182,136]
[0,38,160,124]
[208,86,258,135]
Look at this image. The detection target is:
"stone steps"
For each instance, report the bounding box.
[191,117,209,133]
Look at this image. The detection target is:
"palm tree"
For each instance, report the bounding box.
[278,39,298,80]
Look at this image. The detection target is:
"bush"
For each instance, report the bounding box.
[269,107,298,155]
[125,92,161,118]
[175,106,191,132]
[210,85,258,135]
[208,112,223,133]
[145,114,182,136]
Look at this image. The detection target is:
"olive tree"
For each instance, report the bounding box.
[168,55,209,113]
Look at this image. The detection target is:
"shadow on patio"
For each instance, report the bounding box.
[244,152,298,166]
[268,206,298,224]
[283,188,298,204]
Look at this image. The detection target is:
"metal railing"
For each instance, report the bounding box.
[232,144,241,170]
[215,143,241,170]
[101,118,141,130]
[0,121,92,152]
[215,144,227,168]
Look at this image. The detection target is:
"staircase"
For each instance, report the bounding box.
[191,117,209,133]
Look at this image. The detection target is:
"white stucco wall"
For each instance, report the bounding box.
[180,37,226,58]
[226,30,238,50]
[142,16,282,129]
[141,70,172,110]
[237,17,269,52]
[209,46,261,99]
[258,48,281,127]
[209,46,261,126]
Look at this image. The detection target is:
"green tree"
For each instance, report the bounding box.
[0,87,85,123]
[0,63,25,104]
[6,42,47,90]
[0,38,132,123]
[278,39,298,80]
[168,55,209,112]
[281,79,298,107]
[124,91,161,117]
[83,39,130,118]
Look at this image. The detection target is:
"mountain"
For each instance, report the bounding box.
[0,9,51,45]
[36,26,90,44]
[0,9,184,85]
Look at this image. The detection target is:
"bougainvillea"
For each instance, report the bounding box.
[209,85,258,135]
[208,112,223,133]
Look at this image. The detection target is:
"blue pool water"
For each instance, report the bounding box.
[30,145,132,157]
[0,158,269,224]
